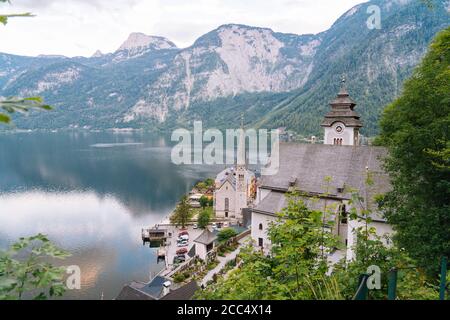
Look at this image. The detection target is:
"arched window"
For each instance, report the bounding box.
[259,223,263,231]
[340,204,348,224]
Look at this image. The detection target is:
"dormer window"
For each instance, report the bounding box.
[289,176,297,187]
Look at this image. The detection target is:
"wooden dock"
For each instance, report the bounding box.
[142,227,168,243]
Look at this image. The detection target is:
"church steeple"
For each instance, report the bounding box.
[237,113,246,168]
[235,113,248,221]
[322,77,363,146]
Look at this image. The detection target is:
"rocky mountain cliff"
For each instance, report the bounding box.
[1,0,449,136]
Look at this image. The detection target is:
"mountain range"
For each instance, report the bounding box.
[0,0,449,137]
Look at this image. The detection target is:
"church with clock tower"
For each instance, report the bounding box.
[321,78,363,146]
[250,79,393,262]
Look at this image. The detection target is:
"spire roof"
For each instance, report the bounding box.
[237,113,246,167]
[321,77,363,128]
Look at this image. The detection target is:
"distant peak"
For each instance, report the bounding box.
[37,54,67,59]
[91,50,103,58]
[116,33,177,52]
[216,23,273,33]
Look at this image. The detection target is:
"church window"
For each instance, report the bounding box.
[225,198,229,211]
[340,204,348,224]
[259,223,263,231]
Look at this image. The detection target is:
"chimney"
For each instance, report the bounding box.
[162,281,171,297]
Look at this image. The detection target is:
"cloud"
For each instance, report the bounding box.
[0,0,363,57]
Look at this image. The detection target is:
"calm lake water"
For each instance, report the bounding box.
[0,131,220,300]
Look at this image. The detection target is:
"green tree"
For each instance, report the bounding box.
[217,228,237,244]
[199,196,209,209]
[267,192,340,298]
[376,27,450,274]
[333,227,439,300]
[198,208,211,229]
[170,195,192,228]
[0,234,71,300]
[197,192,341,299]
[204,178,215,187]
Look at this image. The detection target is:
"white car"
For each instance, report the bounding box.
[178,234,189,241]
[177,241,188,247]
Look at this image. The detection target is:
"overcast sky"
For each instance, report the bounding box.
[0,0,366,57]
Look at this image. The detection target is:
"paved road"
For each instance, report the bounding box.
[165,225,204,269]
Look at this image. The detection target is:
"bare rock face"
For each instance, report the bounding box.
[1,0,449,135]
[114,33,177,62]
[124,24,320,123]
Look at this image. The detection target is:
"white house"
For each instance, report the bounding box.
[194,229,218,261]
[251,80,393,262]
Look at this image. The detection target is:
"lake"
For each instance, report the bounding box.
[0,131,220,300]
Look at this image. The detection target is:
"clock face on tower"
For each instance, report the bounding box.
[335,125,344,134]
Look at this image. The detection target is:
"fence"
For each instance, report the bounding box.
[353,256,449,300]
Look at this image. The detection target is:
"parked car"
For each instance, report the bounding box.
[177,241,188,247]
[173,256,186,264]
[178,234,189,241]
[179,231,189,236]
[176,248,188,255]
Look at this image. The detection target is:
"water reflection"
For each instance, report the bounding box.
[0,131,220,299]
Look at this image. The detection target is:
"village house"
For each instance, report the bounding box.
[251,79,393,262]
[193,229,218,261]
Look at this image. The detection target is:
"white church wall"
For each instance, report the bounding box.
[324,122,355,146]
[251,211,278,254]
[214,181,236,219]
[195,243,208,261]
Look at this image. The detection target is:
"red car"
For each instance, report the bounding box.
[179,231,189,237]
[176,248,188,255]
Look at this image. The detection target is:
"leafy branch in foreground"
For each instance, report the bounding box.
[1,0,51,124]
[0,0,34,26]
[0,97,52,124]
[0,234,71,300]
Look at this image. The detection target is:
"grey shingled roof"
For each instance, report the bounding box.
[254,192,334,217]
[137,276,169,299]
[115,285,155,300]
[160,281,199,300]
[261,144,389,195]
[194,229,217,245]
[257,144,391,221]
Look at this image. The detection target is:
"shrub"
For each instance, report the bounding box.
[173,273,186,283]
[217,228,238,243]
